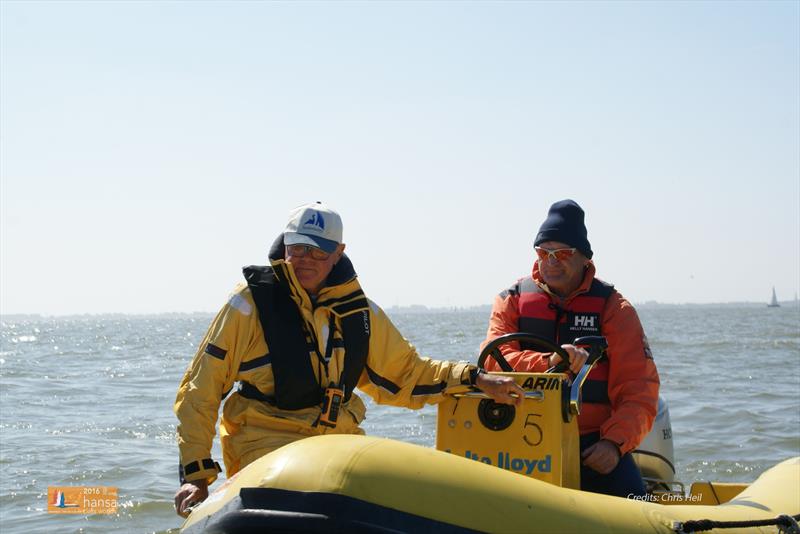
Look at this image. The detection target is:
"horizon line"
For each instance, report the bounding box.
[2,299,799,319]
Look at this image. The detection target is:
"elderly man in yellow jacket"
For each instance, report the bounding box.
[173,202,524,516]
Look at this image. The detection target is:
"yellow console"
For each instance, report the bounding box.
[436,372,581,489]
[437,334,609,490]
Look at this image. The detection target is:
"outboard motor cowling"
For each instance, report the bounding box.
[632,396,676,493]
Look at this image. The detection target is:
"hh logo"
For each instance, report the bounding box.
[573,315,596,328]
[47,486,117,514]
[303,211,325,231]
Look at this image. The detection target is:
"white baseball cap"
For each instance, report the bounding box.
[283,202,343,253]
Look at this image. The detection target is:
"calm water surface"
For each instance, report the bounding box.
[1,305,798,533]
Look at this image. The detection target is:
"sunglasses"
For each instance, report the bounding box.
[286,244,331,261]
[535,246,577,262]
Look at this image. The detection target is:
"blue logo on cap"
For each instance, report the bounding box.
[303,211,325,230]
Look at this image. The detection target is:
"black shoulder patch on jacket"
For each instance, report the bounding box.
[204,343,227,360]
[499,281,521,300]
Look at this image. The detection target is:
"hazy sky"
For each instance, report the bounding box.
[1,1,798,315]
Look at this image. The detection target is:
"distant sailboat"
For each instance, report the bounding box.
[767,287,780,308]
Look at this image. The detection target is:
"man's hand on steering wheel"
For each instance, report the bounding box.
[548,344,589,374]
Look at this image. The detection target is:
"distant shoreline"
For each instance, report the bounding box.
[387,301,800,314]
[2,301,798,320]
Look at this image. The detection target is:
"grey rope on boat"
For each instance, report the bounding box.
[674,514,800,534]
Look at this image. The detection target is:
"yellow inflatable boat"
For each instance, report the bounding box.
[180,334,800,533]
[180,436,798,533]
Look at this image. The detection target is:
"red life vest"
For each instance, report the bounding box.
[514,277,614,405]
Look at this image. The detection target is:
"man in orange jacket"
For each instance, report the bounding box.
[482,199,660,497]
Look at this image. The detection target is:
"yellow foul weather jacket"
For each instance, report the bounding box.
[174,238,475,485]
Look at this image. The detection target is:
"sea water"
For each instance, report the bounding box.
[1,305,798,533]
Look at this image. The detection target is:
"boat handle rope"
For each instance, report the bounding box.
[673,513,800,534]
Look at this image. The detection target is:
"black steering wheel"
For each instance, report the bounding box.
[477,333,571,373]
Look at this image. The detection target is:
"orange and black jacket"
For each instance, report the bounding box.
[482,262,659,455]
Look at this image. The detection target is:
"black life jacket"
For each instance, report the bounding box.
[514,276,614,404]
[242,261,370,410]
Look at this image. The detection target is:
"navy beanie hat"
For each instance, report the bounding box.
[534,199,593,259]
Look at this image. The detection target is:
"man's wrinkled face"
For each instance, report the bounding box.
[285,243,345,296]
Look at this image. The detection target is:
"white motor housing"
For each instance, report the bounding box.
[632,396,675,490]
